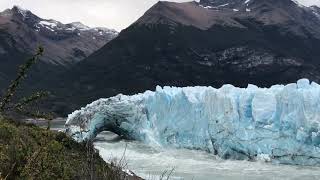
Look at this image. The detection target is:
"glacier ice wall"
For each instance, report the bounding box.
[66,79,320,166]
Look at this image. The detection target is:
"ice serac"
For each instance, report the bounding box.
[66,79,320,166]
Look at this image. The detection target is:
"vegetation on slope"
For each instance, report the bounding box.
[0,117,112,179]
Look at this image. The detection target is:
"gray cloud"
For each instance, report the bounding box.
[0,0,319,31]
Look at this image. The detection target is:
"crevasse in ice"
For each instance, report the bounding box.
[66,79,320,165]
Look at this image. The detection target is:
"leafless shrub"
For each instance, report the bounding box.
[103,143,130,180]
[159,168,175,180]
[0,47,52,126]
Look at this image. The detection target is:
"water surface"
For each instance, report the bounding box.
[94,131,320,180]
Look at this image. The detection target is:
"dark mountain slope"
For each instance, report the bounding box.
[51,0,320,114]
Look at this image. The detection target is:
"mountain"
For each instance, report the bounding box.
[47,0,320,114]
[0,6,118,90]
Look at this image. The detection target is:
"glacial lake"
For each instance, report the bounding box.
[94,131,320,180]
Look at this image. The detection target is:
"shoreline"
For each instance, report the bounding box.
[24,117,143,180]
[24,117,66,131]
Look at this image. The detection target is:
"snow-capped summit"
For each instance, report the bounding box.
[0,6,118,91]
[0,6,118,42]
[1,5,35,20]
[12,5,29,17]
[0,6,118,64]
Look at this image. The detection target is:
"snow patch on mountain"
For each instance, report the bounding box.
[66,79,320,166]
[34,19,118,37]
[311,6,320,19]
[292,0,306,7]
[38,20,58,31]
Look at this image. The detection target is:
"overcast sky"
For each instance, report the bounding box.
[0,0,319,31]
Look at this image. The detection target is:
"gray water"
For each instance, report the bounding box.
[94,131,320,180]
[25,118,66,131]
[40,120,320,180]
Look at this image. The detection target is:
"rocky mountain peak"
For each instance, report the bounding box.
[0,6,119,66]
[11,5,30,16]
[136,0,317,31]
[0,6,41,25]
[1,6,118,38]
[11,6,42,21]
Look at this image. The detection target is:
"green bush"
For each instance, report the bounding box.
[0,120,111,180]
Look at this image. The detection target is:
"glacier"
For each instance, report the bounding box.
[66,79,320,166]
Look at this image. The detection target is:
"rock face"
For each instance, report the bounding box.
[66,79,320,166]
[0,6,118,90]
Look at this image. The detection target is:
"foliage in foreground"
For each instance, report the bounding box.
[0,118,108,179]
[0,47,52,121]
